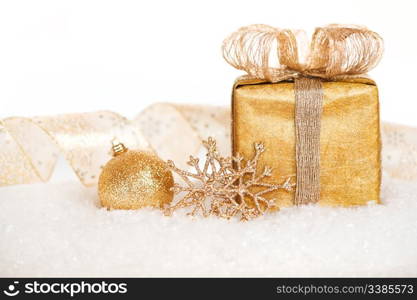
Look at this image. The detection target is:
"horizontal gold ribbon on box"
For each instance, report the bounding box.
[0,104,416,187]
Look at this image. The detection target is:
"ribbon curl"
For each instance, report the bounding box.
[0,104,231,187]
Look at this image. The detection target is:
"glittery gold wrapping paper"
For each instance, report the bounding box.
[232,77,381,207]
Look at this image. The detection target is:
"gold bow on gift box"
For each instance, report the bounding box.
[223,24,384,206]
[222,24,383,82]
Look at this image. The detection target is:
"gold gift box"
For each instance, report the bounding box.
[232,77,381,208]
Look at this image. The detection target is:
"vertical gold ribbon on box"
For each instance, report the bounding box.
[223,24,383,205]
[294,77,323,205]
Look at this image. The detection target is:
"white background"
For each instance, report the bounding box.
[0,0,416,126]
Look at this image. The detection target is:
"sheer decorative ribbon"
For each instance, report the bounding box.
[0,105,416,187]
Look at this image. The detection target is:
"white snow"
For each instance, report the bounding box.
[1,170,416,277]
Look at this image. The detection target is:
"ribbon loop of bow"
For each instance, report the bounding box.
[222,24,383,82]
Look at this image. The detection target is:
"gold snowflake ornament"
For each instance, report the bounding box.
[165,137,294,221]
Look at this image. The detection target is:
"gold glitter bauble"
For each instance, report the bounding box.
[98,142,174,210]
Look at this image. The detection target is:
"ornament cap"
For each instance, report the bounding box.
[111,139,128,156]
